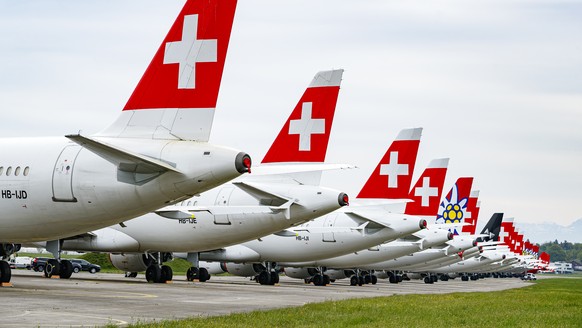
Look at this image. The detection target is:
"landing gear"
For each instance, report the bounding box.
[59,260,74,279]
[0,243,20,284]
[144,252,174,283]
[461,275,469,281]
[424,276,434,284]
[312,274,330,286]
[145,265,161,283]
[257,262,279,285]
[186,267,210,282]
[44,259,60,278]
[0,260,11,283]
[125,272,138,278]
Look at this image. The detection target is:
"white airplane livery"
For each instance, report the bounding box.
[201,128,428,285]
[31,69,350,283]
[0,0,250,282]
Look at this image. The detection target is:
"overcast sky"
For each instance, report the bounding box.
[1,0,581,234]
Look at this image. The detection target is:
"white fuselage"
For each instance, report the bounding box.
[0,136,245,242]
[201,209,426,263]
[38,181,345,253]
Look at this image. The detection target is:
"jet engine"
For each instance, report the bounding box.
[109,254,152,272]
[222,262,265,277]
[324,269,355,280]
[283,267,320,279]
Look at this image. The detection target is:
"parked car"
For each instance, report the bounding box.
[70,259,101,274]
[30,257,82,273]
[521,273,537,281]
[9,256,32,269]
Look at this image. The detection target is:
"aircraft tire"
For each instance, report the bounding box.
[186,267,198,281]
[313,274,323,286]
[323,275,331,285]
[59,260,74,279]
[461,275,469,281]
[270,272,279,284]
[45,259,60,278]
[350,276,358,286]
[161,265,173,283]
[424,276,433,284]
[199,268,210,282]
[145,265,161,283]
[371,275,378,285]
[0,260,11,283]
[358,276,364,286]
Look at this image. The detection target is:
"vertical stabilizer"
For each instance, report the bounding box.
[357,128,422,199]
[404,158,449,219]
[261,69,343,164]
[97,0,237,141]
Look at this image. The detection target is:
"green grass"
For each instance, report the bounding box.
[123,278,582,328]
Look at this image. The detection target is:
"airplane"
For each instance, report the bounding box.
[282,158,453,286]
[0,0,251,283]
[200,128,429,285]
[30,69,350,283]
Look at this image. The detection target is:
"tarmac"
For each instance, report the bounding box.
[0,270,530,327]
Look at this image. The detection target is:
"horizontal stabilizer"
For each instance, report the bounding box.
[343,210,392,229]
[232,181,293,206]
[66,134,181,174]
[252,163,357,175]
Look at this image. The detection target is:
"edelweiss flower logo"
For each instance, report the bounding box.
[437,183,469,234]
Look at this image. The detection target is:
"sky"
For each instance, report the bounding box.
[1,0,581,235]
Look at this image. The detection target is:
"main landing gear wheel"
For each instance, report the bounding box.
[370,275,378,285]
[350,276,358,286]
[161,265,173,283]
[424,276,434,284]
[186,267,210,282]
[271,271,279,284]
[145,265,161,283]
[44,259,61,278]
[0,260,11,283]
[461,275,469,281]
[59,260,74,279]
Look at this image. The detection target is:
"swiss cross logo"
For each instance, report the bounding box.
[379,152,409,188]
[164,14,218,89]
[289,102,325,151]
[414,177,438,207]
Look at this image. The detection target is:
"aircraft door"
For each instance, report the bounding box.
[322,213,338,242]
[52,145,82,202]
[213,185,235,225]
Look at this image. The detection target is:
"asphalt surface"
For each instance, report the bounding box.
[1,270,530,327]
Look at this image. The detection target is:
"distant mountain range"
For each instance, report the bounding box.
[514,218,582,244]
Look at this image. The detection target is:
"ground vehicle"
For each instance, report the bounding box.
[70,259,101,274]
[31,257,82,274]
[521,273,537,281]
[9,257,32,269]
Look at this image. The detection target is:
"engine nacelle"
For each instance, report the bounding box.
[283,267,320,279]
[109,253,152,272]
[222,262,265,277]
[200,261,227,275]
[325,269,355,280]
[374,271,390,279]
[404,272,423,280]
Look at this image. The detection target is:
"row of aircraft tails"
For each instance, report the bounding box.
[0,0,547,287]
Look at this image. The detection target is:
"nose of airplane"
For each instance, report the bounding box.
[235,152,252,174]
[338,193,349,207]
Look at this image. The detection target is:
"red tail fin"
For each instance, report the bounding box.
[404,158,449,218]
[461,190,480,235]
[261,69,343,163]
[357,128,422,199]
[99,0,237,141]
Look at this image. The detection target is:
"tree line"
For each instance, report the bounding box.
[539,240,582,262]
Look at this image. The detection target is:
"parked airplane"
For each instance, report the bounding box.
[201,128,429,285]
[0,0,251,282]
[282,158,452,285]
[31,69,350,283]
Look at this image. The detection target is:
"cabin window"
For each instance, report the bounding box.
[23,167,30,176]
[6,167,12,176]
[0,167,3,175]
[14,167,21,176]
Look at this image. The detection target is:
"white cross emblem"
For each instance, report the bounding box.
[289,102,325,151]
[414,177,438,207]
[380,152,409,188]
[163,14,218,89]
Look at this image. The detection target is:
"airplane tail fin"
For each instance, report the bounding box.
[404,158,449,219]
[261,69,343,164]
[435,177,474,234]
[97,0,237,141]
[357,128,422,199]
[461,190,480,235]
[477,213,503,242]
